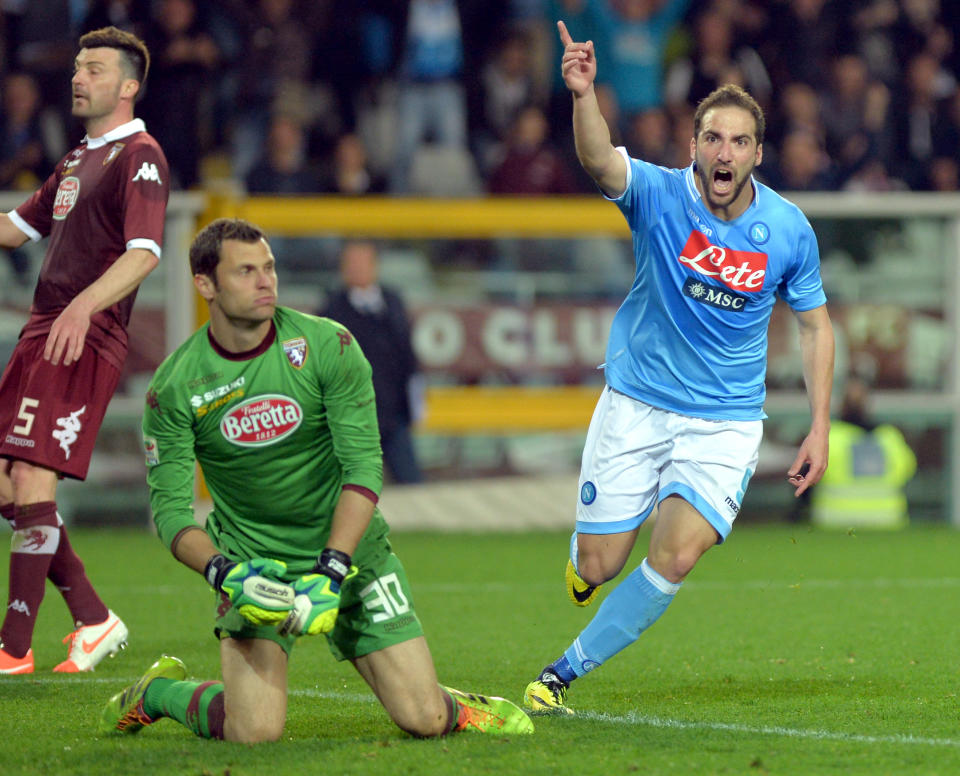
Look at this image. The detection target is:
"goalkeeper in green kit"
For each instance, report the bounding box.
[98,218,533,742]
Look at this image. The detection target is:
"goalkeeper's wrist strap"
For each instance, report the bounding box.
[204,554,235,590]
[315,548,352,586]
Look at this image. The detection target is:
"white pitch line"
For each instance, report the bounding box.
[9,680,958,749]
[576,710,960,749]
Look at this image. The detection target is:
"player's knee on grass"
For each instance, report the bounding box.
[225,714,285,743]
[388,693,449,738]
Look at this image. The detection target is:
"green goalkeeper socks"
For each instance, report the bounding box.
[143,678,226,739]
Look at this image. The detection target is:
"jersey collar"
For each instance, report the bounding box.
[207,321,277,361]
[83,118,146,149]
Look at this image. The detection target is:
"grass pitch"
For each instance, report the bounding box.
[1,522,959,775]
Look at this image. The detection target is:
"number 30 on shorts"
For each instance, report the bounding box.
[359,573,410,623]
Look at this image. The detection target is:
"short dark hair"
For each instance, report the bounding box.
[78,26,150,102]
[190,218,267,278]
[693,84,765,145]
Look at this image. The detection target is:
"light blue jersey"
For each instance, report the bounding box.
[604,148,826,421]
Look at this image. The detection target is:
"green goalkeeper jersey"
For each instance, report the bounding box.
[142,306,389,578]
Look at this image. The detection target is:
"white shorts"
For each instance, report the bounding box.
[576,387,763,542]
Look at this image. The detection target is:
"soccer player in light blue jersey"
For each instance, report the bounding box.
[524,21,835,715]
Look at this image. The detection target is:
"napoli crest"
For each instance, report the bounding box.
[748,221,770,245]
[282,337,307,369]
[580,481,597,505]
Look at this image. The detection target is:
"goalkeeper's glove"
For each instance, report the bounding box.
[278,548,357,637]
[204,555,295,626]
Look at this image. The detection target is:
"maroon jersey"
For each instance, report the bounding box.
[11,118,169,370]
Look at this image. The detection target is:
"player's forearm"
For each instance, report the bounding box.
[71,247,159,316]
[326,487,375,557]
[170,525,220,575]
[797,306,835,431]
[572,87,625,195]
[0,212,29,249]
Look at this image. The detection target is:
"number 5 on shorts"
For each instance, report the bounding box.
[13,397,39,436]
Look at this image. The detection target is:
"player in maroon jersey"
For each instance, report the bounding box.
[0,26,169,674]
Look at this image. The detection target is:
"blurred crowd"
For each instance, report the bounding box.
[1,0,959,197]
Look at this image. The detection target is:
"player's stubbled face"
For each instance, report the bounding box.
[72,47,126,120]
[691,106,762,219]
[213,238,278,325]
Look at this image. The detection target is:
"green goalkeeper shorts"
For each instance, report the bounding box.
[214,549,424,659]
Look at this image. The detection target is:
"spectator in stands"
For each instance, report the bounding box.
[820,53,891,187]
[319,241,424,484]
[81,0,150,36]
[770,82,825,147]
[2,0,80,128]
[663,6,771,116]
[925,156,959,191]
[141,0,220,189]
[759,0,843,89]
[245,114,320,195]
[0,72,66,284]
[624,106,673,167]
[229,0,314,182]
[0,72,65,191]
[389,0,470,193]
[478,29,541,172]
[892,51,956,189]
[588,0,691,124]
[841,157,908,192]
[319,132,386,195]
[766,129,836,192]
[488,105,578,194]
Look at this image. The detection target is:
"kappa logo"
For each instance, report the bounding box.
[52,405,86,460]
[678,231,767,293]
[7,599,30,616]
[282,337,307,369]
[132,161,163,184]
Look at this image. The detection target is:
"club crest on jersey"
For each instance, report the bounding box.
[220,394,303,447]
[282,337,307,369]
[678,230,767,293]
[52,176,80,219]
[103,142,125,166]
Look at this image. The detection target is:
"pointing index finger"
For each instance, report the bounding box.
[557,19,573,46]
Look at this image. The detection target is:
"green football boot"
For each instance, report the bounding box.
[566,559,601,607]
[444,686,535,735]
[98,655,186,734]
[524,668,575,715]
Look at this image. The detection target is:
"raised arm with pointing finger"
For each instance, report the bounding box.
[557,20,626,198]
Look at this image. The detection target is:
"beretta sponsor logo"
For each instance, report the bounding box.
[220,394,303,447]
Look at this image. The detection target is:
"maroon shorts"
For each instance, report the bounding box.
[0,335,121,480]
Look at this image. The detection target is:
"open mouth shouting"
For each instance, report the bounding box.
[712,167,735,197]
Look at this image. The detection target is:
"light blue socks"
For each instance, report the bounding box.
[562,557,681,678]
